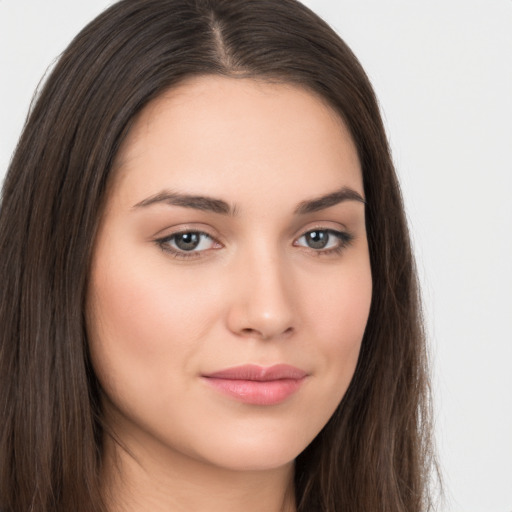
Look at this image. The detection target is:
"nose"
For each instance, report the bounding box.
[226,249,296,341]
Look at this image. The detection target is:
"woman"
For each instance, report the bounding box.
[0,0,437,511]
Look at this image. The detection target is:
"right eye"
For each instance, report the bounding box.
[294,228,354,255]
[156,231,219,258]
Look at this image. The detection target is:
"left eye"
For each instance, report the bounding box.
[295,229,350,251]
[158,231,216,253]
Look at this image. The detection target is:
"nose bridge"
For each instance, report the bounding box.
[227,239,296,340]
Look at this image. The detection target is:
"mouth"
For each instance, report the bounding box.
[202,364,308,405]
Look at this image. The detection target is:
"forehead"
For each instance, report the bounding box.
[112,75,363,208]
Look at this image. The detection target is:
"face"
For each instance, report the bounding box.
[86,76,372,473]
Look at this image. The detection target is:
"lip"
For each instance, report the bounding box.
[202,364,308,405]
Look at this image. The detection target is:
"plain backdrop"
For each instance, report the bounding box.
[1,1,511,511]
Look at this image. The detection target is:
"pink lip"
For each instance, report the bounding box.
[202,364,308,405]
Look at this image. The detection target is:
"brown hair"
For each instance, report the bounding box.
[0,0,437,510]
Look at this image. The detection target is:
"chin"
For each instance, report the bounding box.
[205,445,299,472]
[185,422,318,473]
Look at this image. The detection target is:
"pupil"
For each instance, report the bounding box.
[306,230,328,249]
[175,232,200,251]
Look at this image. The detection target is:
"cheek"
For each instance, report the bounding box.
[86,242,201,402]
[303,260,372,391]
[85,236,239,420]
[87,266,175,368]
[87,249,216,357]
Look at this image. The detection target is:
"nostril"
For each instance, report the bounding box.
[240,326,294,340]
[241,328,270,340]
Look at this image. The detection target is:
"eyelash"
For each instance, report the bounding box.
[155,228,354,260]
[293,229,354,256]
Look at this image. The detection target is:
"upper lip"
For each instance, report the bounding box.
[203,364,307,381]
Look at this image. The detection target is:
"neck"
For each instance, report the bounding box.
[101,434,296,512]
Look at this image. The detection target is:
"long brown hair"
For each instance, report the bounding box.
[0,1,437,510]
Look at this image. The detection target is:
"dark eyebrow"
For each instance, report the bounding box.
[294,187,366,214]
[132,191,234,215]
[133,186,365,216]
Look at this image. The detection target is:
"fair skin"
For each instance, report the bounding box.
[86,76,372,512]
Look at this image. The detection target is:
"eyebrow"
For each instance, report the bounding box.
[132,186,365,215]
[294,187,366,214]
[133,191,234,215]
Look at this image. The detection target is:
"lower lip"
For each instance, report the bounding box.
[203,377,306,405]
